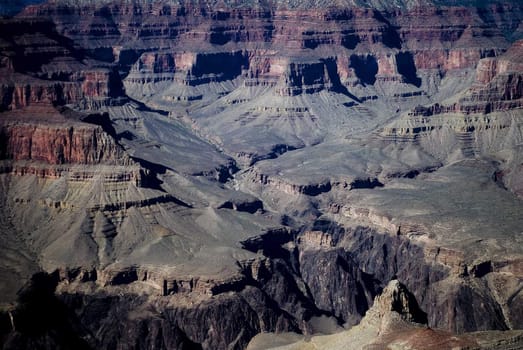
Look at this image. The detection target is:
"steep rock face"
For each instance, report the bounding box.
[1,1,523,350]
[274,59,342,96]
[380,39,523,166]
[0,119,126,165]
[125,52,177,87]
[4,1,518,167]
[250,279,523,350]
[359,279,428,327]
[0,76,124,111]
[230,180,522,335]
[0,272,304,350]
[0,81,69,110]
[0,70,122,111]
[16,2,519,93]
[328,226,512,333]
[250,221,519,334]
[78,289,292,350]
[472,39,523,95]
[404,39,522,118]
[0,18,124,111]
[394,6,508,67]
[298,247,378,327]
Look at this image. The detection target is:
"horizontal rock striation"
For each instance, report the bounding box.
[0,105,130,165]
[0,122,126,165]
[12,2,520,98]
[408,39,523,118]
[0,18,125,111]
[377,40,523,167]
[1,1,519,168]
[253,278,523,350]
[0,2,522,350]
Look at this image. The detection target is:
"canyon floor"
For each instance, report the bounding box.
[1,1,523,349]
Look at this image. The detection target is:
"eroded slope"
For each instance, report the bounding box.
[0,1,522,349]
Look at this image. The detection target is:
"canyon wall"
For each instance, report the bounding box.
[0,1,522,349]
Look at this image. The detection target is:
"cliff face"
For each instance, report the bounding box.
[0,18,124,111]
[1,1,523,350]
[1,121,123,165]
[0,104,130,165]
[380,39,523,193]
[408,39,523,116]
[12,3,519,102]
[251,279,523,350]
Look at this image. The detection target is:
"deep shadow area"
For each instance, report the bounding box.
[210,28,231,45]
[0,127,7,159]
[471,261,493,278]
[0,19,85,75]
[350,177,384,189]
[302,182,332,196]
[390,279,428,324]
[1,272,91,350]
[191,51,248,81]
[396,52,422,87]
[342,33,360,50]
[80,112,118,139]
[117,49,144,75]
[382,26,402,49]
[373,10,402,49]
[303,38,319,49]
[0,0,46,16]
[241,228,296,259]
[308,218,346,246]
[350,55,378,85]
[130,156,169,191]
[322,58,361,101]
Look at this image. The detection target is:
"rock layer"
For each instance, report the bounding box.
[0,1,522,350]
[0,111,127,166]
[249,279,523,350]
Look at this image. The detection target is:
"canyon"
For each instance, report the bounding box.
[0,0,522,349]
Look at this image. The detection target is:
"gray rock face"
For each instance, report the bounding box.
[249,280,523,350]
[1,0,523,349]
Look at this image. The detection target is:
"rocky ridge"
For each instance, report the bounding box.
[0,0,522,349]
[248,279,523,350]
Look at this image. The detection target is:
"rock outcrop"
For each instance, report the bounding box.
[0,0,517,165]
[248,279,523,350]
[12,2,518,104]
[0,18,124,111]
[407,39,523,117]
[1,1,523,350]
[0,109,127,166]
